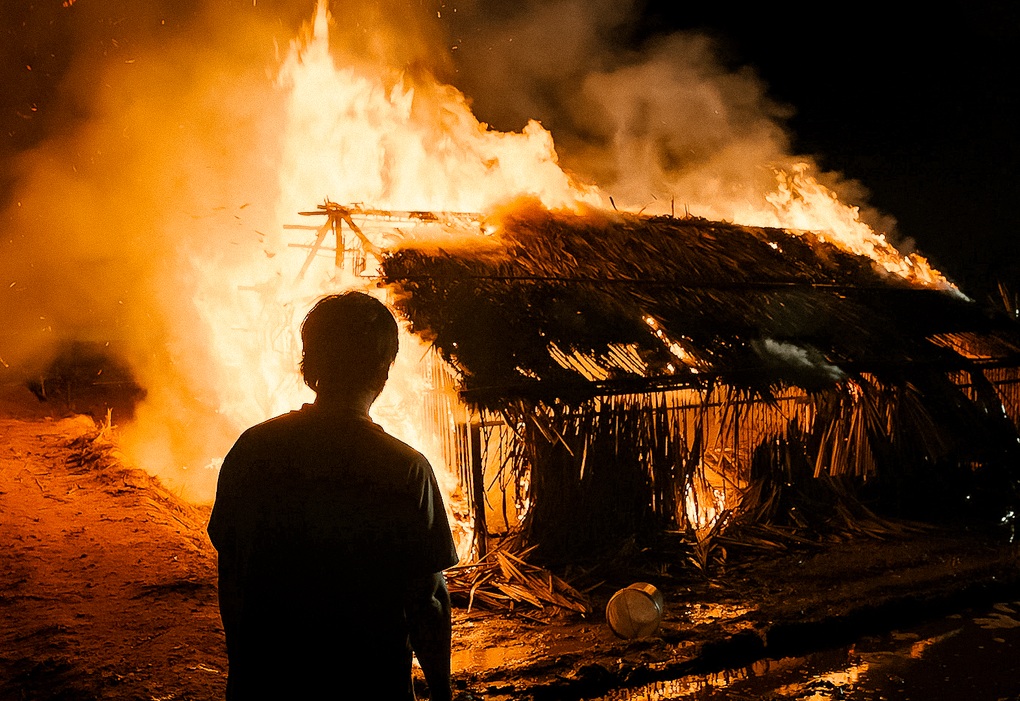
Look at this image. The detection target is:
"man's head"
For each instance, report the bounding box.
[300,292,399,397]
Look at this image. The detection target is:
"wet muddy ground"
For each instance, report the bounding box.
[587,597,1020,700]
[450,531,1020,700]
[0,411,1018,700]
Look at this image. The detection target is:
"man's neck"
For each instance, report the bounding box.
[313,389,377,417]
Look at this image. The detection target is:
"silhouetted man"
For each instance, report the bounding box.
[208,292,458,700]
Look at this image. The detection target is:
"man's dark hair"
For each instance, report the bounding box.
[300,292,399,394]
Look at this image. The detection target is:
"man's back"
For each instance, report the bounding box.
[208,403,458,699]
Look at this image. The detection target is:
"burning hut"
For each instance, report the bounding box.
[378,203,1020,563]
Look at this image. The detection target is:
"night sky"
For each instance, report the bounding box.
[2,1,1017,302]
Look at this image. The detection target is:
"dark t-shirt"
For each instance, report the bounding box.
[207,402,459,699]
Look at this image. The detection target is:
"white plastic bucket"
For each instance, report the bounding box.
[605,582,664,639]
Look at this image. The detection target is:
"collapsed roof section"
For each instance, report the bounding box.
[381,205,1020,407]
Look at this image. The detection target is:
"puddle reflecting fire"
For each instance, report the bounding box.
[589,600,1020,700]
[452,644,534,673]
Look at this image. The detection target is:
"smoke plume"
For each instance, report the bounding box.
[445,0,894,230]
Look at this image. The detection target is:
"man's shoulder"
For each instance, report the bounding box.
[364,424,427,462]
[350,422,434,485]
[231,408,308,450]
[230,405,428,467]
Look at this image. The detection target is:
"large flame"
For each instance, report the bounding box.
[276,2,600,217]
[109,1,954,527]
[115,1,601,543]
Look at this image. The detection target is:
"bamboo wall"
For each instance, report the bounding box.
[418,349,1020,560]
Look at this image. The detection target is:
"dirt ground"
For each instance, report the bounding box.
[1,402,1018,701]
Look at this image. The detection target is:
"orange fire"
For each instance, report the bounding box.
[98,0,953,543]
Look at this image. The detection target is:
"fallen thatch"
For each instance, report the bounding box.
[446,546,590,616]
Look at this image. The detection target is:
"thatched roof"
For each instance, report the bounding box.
[381,205,1020,407]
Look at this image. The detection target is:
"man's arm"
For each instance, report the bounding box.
[207,435,253,660]
[405,571,453,701]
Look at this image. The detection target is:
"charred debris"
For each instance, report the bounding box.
[377,205,1020,589]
